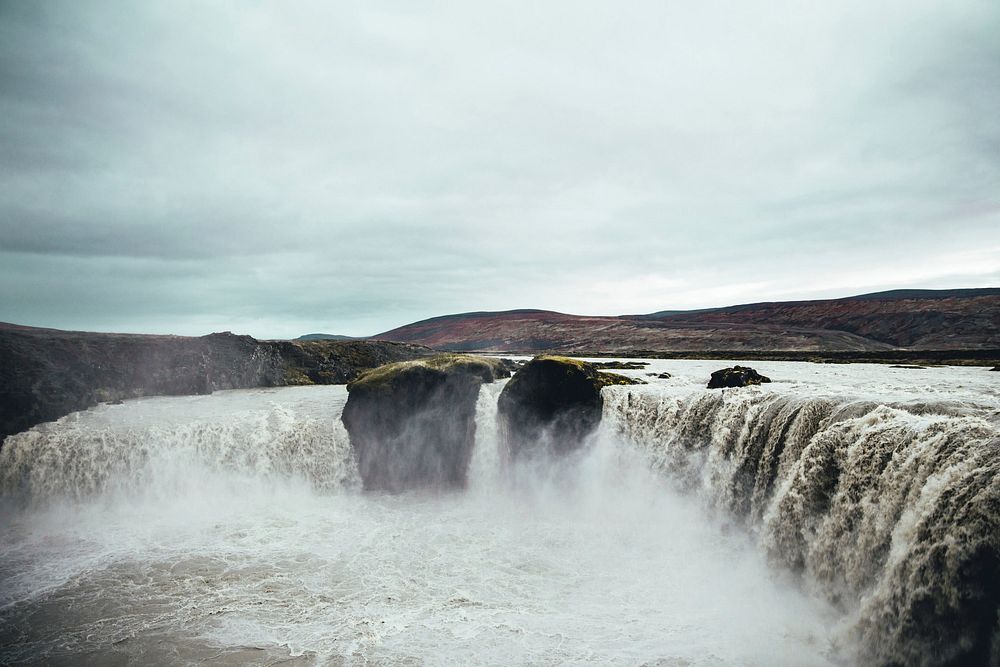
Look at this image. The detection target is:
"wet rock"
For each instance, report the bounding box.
[890,364,926,369]
[498,357,524,374]
[592,360,649,370]
[342,354,509,492]
[646,372,672,379]
[991,366,999,371]
[498,355,641,460]
[706,365,771,389]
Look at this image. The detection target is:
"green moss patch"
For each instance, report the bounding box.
[347,353,509,392]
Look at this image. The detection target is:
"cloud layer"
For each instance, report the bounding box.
[2,0,998,337]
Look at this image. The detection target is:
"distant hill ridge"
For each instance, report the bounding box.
[843,287,1000,300]
[372,287,1000,353]
[296,333,356,341]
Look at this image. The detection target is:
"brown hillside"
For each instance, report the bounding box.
[373,289,1000,353]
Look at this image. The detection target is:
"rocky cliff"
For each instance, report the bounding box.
[0,323,432,443]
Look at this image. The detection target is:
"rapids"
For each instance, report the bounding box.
[1,360,998,665]
[601,360,1000,666]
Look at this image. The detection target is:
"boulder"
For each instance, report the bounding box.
[498,357,524,374]
[991,366,999,372]
[707,365,771,389]
[498,355,640,460]
[646,372,672,379]
[341,354,509,492]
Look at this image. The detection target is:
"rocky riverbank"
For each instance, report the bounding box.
[0,323,432,443]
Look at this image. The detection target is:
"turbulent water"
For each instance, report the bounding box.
[1,362,998,665]
[602,361,1000,666]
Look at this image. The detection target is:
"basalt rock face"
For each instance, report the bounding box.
[271,339,434,385]
[707,365,771,389]
[0,323,433,443]
[0,326,283,443]
[498,355,640,460]
[341,354,510,492]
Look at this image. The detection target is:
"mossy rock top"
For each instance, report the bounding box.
[342,352,501,492]
[347,353,509,393]
[518,355,643,390]
[498,355,641,459]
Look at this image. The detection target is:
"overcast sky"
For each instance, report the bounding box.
[1,0,998,338]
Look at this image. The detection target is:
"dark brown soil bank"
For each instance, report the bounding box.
[0,323,432,443]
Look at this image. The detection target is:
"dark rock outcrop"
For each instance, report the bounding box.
[498,355,640,460]
[270,339,433,385]
[592,360,648,370]
[491,357,524,376]
[647,372,672,379]
[0,327,281,443]
[991,366,999,371]
[341,354,510,492]
[707,365,771,389]
[0,323,433,443]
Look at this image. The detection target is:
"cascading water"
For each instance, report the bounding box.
[1,361,995,665]
[0,386,360,501]
[602,361,1000,666]
[467,379,507,491]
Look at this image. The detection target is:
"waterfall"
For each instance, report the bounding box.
[2,372,997,664]
[0,388,360,502]
[468,379,507,490]
[0,381,513,503]
[602,385,1000,666]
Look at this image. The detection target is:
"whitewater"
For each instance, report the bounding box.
[1,360,998,665]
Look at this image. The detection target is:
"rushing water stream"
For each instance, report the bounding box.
[1,361,998,665]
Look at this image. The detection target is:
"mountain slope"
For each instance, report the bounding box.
[373,289,1000,353]
[655,289,1000,348]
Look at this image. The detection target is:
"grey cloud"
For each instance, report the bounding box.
[0,0,998,337]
